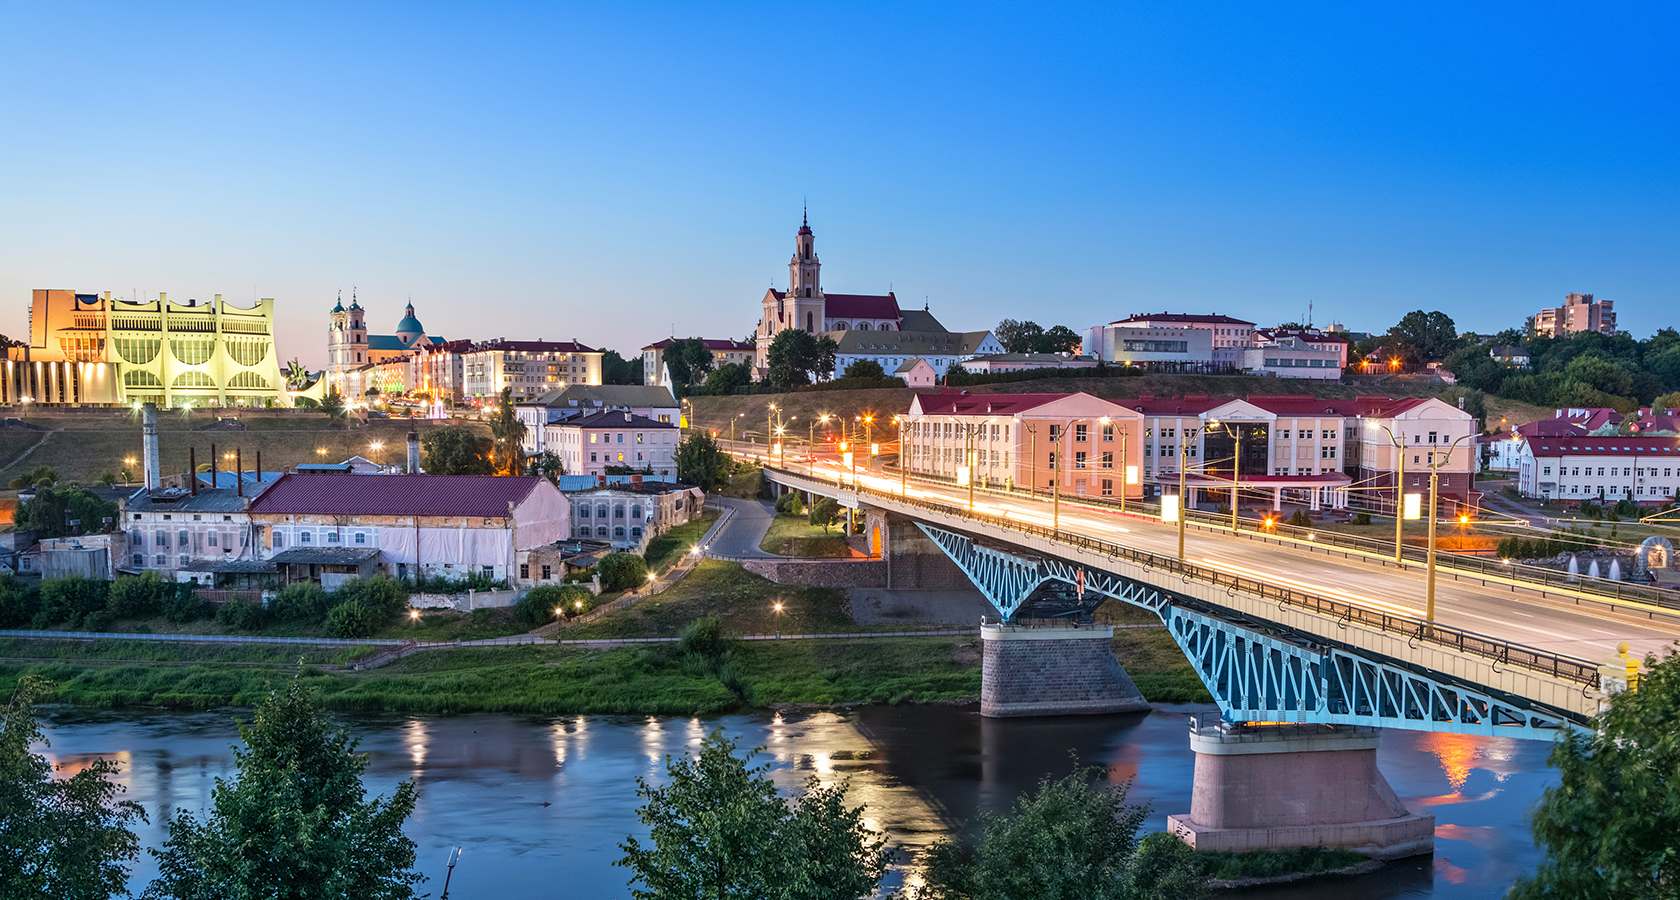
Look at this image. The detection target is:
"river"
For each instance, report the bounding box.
[34,703,1555,898]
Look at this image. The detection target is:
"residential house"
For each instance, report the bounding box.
[895,358,938,388]
[543,411,680,478]
[961,352,1101,375]
[563,477,705,552]
[517,384,681,455]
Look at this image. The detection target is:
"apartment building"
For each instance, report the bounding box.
[902,392,1147,500]
[545,410,680,478]
[517,385,680,455]
[462,340,603,403]
[122,487,262,577]
[1535,293,1616,337]
[641,338,756,387]
[564,478,705,551]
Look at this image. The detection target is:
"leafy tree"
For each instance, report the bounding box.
[616,730,891,900]
[920,766,1201,900]
[332,575,409,622]
[320,387,347,421]
[601,349,644,385]
[108,571,173,619]
[1386,309,1462,362]
[267,583,331,623]
[1653,391,1680,414]
[13,485,117,538]
[815,335,838,382]
[142,675,423,900]
[767,329,821,390]
[809,496,841,533]
[516,583,592,626]
[1035,325,1082,354]
[1509,647,1680,898]
[1436,386,1487,430]
[7,465,59,490]
[528,450,565,484]
[324,600,377,639]
[843,359,886,380]
[775,491,805,516]
[994,319,1044,354]
[598,552,649,591]
[163,584,210,624]
[1563,352,1635,398]
[488,387,528,475]
[421,425,493,476]
[665,338,718,393]
[39,577,111,628]
[0,574,40,627]
[675,430,732,491]
[704,362,754,396]
[215,597,267,630]
[1,675,147,900]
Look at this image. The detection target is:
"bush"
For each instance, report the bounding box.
[775,492,804,516]
[0,575,41,627]
[108,571,172,619]
[1354,512,1371,526]
[39,576,112,628]
[516,584,593,627]
[325,601,377,639]
[809,496,841,532]
[216,597,267,630]
[268,583,331,623]
[331,575,409,622]
[1288,509,1312,527]
[81,609,115,632]
[678,614,726,658]
[599,552,649,591]
[163,584,210,623]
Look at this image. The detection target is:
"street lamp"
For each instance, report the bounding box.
[1169,427,1195,561]
[1204,418,1242,533]
[1373,423,1411,563]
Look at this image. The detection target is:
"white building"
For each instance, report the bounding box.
[1082,322,1216,371]
[641,338,756,386]
[462,340,604,404]
[1238,335,1345,379]
[567,478,706,550]
[962,352,1101,375]
[1516,435,1680,502]
[545,410,680,478]
[517,384,681,455]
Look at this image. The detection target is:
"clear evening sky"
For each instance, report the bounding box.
[3,3,1675,368]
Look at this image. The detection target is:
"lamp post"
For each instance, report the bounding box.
[1204,418,1241,533]
[1022,422,1038,499]
[1375,423,1409,564]
[898,417,908,494]
[1052,420,1068,533]
[1424,434,1473,628]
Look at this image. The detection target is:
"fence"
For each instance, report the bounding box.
[765,466,1603,686]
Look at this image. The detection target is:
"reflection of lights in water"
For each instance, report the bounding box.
[640,717,664,765]
[1419,732,1480,792]
[43,751,134,785]
[1433,855,1472,884]
[405,719,427,770]
[685,717,705,750]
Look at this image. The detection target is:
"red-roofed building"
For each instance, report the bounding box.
[248,473,569,587]
[903,392,1146,499]
[1517,435,1680,502]
[755,213,906,373]
[641,338,756,387]
[462,339,604,403]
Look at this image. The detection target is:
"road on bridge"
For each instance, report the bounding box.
[743,445,1680,667]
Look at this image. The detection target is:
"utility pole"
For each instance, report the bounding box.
[1376,423,1408,563]
[1425,435,1473,628]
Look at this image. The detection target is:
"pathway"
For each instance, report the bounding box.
[703,497,778,559]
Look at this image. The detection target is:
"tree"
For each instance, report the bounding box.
[13,485,117,538]
[1035,325,1082,354]
[528,450,565,484]
[919,766,1201,900]
[767,329,820,391]
[421,425,493,475]
[675,430,732,491]
[601,349,644,385]
[673,338,718,390]
[488,387,528,475]
[1386,310,1461,362]
[7,465,59,490]
[842,358,886,380]
[704,362,753,396]
[142,675,423,900]
[809,496,841,533]
[815,335,839,382]
[598,552,649,591]
[994,319,1044,354]
[1509,648,1680,898]
[616,730,891,900]
[1,675,146,900]
[320,387,347,421]
[517,583,593,626]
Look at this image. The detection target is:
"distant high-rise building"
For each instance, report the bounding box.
[1534,293,1616,337]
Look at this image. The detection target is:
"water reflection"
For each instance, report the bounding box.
[32,704,1558,900]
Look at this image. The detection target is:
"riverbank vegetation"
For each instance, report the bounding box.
[1098,602,1212,704]
[0,637,368,666]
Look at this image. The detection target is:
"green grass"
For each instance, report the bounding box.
[1194,845,1367,881]
[0,635,982,714]
[0,638,367,665]
[759,514,852,557]
[0,411,489,487]
[1097,601,1212,703]
[33,606,534,642]
[560,560,860,639]
[644,510,721,570]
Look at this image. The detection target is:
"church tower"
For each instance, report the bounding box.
[326,290,368,394]
[790,211,821,300]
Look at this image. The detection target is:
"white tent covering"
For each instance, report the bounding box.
[369,480,570,578]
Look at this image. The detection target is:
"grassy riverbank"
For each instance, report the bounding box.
[0,635,982,714]
[1099,602,1213,704]
[759,514,852,557]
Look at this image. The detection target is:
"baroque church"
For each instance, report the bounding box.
[755,213,905,371]
[754,215,1002,378]
[325,292,445,393]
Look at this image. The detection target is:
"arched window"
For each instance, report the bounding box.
[806,312,814,331]
[835,322,849,331]
[858,322,871,331]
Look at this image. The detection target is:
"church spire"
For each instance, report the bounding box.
[790,213,820,300]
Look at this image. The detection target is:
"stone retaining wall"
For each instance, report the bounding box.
[409,589,519,611]
[741,559,887,588]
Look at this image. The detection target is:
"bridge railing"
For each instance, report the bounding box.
[771,467,1602,687]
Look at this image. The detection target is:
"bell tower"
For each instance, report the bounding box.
[790,208,822,301]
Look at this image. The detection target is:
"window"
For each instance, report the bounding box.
[207,532,218,548]
[1543,466,1552,475]
[1598,467,1605,476]
[542,564,552,579]
[1321,447,1337,459]
[482,566,493,578]
[178,529,189,545]
[301,531,312,543]
[1075,424,1088,442]
[156,554,166,566]
[614,506,625,519]
[631,505,643,520]
[355,532,366,544]
[1101,451,1113,469]
[614,526,626,538]
[1280,429,1291,439]
[1429,431,1438,443]
[520,564,530,579]
[155,530,168,547]
[1075,452,1087,469]
[1102,423,1114,441]
[632,527,643,539]
[179,554,190,566]
[327,531,340,543]
[1322,429,1335,440]
[274,533,285,548]
[579,505,590,518]
[597,526,609,537]
[1049,425,1060,442]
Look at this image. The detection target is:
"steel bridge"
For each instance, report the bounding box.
[765,467,1608,740]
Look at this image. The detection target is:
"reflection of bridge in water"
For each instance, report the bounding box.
[762,464,1668,859]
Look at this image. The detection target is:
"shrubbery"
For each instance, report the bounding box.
[216,597,267,630]
[516,583,594,627]
[39,577,111,629]
[1497,528,1601,561]
[325,600,377,639]
[0,574,41,627]
[774,492,804,516]
[599,552,650,591]
[268,583,331,622]
[108,572,172,619]
[163,585,210,623]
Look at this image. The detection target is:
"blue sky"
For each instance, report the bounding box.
[2,3,1675,367]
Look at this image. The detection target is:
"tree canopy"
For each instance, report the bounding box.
[1509,647,1680,898]
[13,485,117,538]
[843,358,886,380]
[675,430,733,491]
[995,319,1082,354]
[663,338,718,395]
[1,675,146,900]
[488,387,528,475]
[421,425,493,475]
[616,730,891,900]
[766,329,838,391]
[601,349,644,385]
[143,674,423,900]
[703,362,754,396]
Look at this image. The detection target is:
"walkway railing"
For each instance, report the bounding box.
[766,466,1603,686]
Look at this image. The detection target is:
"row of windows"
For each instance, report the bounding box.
[574,526,643,539]
[577,505,644,519]
[133,530,246,548]
[1543,466,1675,477]
[273,531,369,548]
[1559,485,1673,496]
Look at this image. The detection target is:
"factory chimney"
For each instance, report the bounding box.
[407,416,421,474]
[142,403,161,491]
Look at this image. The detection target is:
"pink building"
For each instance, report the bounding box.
[903,392,1146,499]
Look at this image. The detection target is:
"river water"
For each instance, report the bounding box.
[34,703,1555,899]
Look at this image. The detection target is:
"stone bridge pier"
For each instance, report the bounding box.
[1167,718,1434,859]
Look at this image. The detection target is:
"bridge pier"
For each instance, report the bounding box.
[1167,719,1433,859]
[980,623,1149,717]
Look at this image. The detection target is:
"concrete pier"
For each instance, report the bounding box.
[1167,718,1434,859]
[979,623,1150,717]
